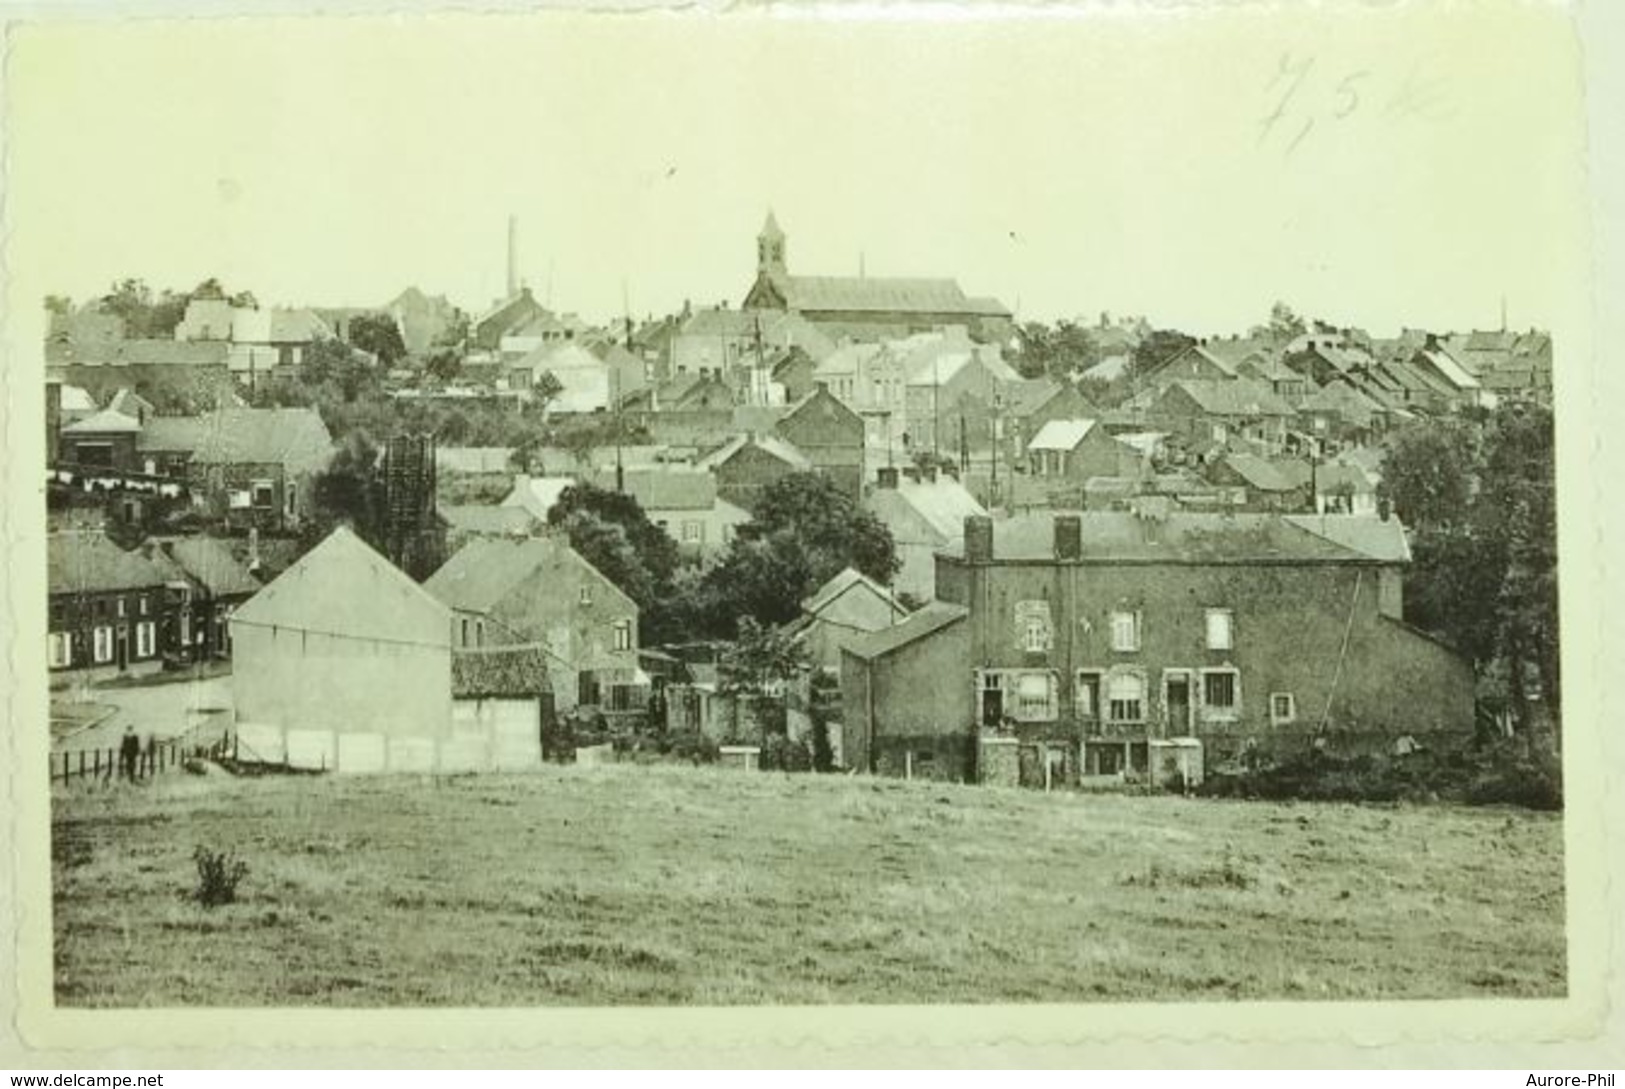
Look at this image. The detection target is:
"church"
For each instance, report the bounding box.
[741,212,1013,344]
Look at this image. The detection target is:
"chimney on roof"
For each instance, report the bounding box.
[1053,513,1082,561]
[1424,332,1439,352]
[964,514,994,564]
[877,466,899,490]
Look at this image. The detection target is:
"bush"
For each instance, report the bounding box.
[193,846,249,908]
[1196,741,1562,810]
[759,734,812,773]
[663,730,720,766]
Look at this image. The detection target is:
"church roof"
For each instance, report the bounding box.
[760,273,1010,318]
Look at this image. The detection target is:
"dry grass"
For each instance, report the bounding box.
[51,765,1566,1006]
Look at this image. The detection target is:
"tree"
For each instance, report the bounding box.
[44,295,72,317]
[229,290,259,309]
[348,313,408,367]
[1377,417,1479,533]
[1265,300,1307,345]
[304,431,386,551]
[1379,405,1558,745]
[739,471,898,587]
[1129,329,1197,381]
[718,616,809,696]
[424,348,462,384]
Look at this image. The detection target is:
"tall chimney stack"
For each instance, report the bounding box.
[1053,513,1082,561]
[506,214,519,299]
[964,515,994,564]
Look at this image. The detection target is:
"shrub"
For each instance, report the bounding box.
[759,734,813,773]
[664,730,720,766]
[193,846,249,908]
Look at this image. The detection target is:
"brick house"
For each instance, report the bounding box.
[772,386,866,501]
[47,531,176,679]
[423,534,647,715]
[696,433,814,513]
[141,535,262,662]
[1147,379,1296,456]
[841,510,1474,786]
[187,407,335,532]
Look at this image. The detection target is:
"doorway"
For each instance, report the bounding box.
[1163,670,1194,737]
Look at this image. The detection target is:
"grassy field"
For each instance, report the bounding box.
[51,765,1566,1006]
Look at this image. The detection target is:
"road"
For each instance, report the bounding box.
[51,673,234,753]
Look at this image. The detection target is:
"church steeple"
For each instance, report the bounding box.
[757,210,787,276]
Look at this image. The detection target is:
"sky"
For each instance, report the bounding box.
[4,3,1591,338]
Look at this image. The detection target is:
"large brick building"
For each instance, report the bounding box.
[841,509,1475,786]
[741,212,1012,344]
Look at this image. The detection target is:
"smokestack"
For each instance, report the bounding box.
[964,515,994,564]
[1053,513,1082,561]
[507,214,518,299]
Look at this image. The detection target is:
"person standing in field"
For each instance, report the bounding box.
[119,726,141,781]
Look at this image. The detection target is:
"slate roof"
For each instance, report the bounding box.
[442,504,538,536]
[1415,349,1480,390]
[436,447,517,474]
[1027,418,1100,452]
[1004,379,1067,417]
[61,408,141,434]
[842,602,968,661]
[501,475,576,520]
[147,536,262,596]
[188,408,334,473]
[940,511,1411,564]
[1163,379,1295,417]
[868,476,988,541]
[452,645,554,698]
[590,469,718,512]
[48,532,174,594]
[233,527,451,642]
[761,273,1010,317]
[425,535,631,616]
[1222,454,1311,493]
[696,434,813,471]
[136,416,211,453]
[1300,381,1384,421]
[801,566,900,617]
[51,339,231,368]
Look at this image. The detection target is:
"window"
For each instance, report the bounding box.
[1205,609,1234,650]
[1017,601,1053,653]
[251,480,275,508]
[461,618,470,646]
[476,621,485,648]
[1107,672,1145,723]
[1270,692,1296,725]
[682,520,703,543]
[139,595,150,616]
[1202,669,1240,719]
[612,620,632,652]
[116,598,127,619]
[92,626,114,664]
[48,633,71,668]
[1110,611,1140,652]
[1013,672,1058,722]
[136,621,156,658]
[286,483,297,516]
[579,586,593,606]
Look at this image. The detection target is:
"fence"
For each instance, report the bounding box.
[49,736,228,786]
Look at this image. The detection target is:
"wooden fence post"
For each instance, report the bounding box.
[78,751,86,780]
[92,749,101,780]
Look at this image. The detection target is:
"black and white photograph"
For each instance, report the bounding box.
[3,1,1604,1036]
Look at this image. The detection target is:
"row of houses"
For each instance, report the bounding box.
[839,508,1475,788]
[48,390,336,534]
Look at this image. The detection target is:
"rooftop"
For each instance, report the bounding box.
[940,510,1411,565]
[842,602,968,661]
